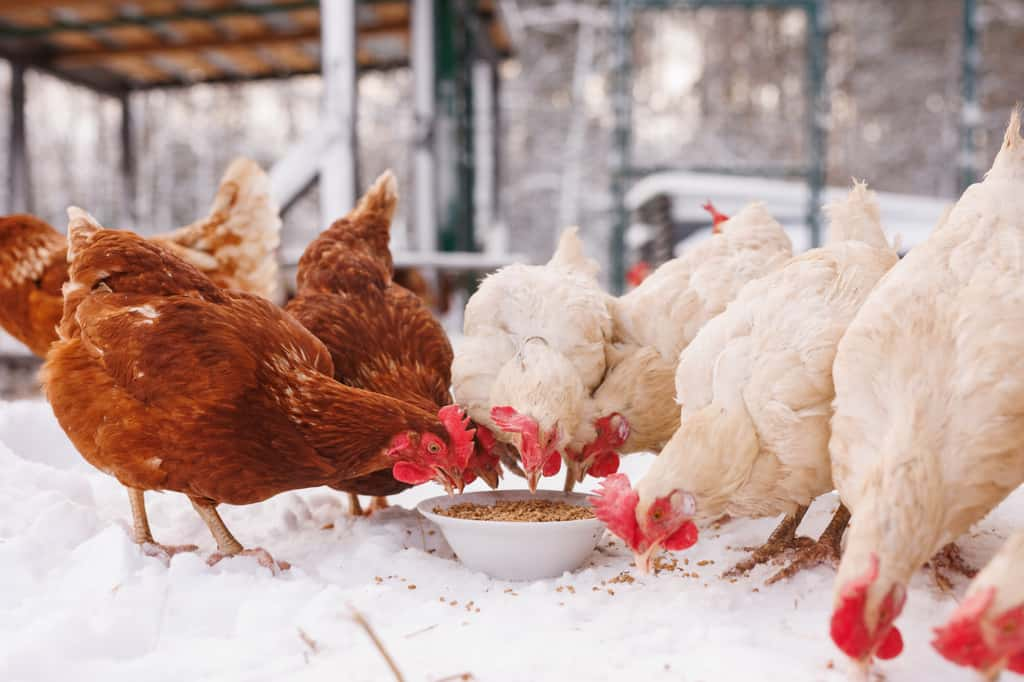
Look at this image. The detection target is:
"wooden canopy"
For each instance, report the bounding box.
[0,0,511,94]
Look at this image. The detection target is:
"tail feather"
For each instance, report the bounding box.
[351,170,399,226]
[548,226,599,278]
[986,105,1024,180]
[825,180,893,252]
[66,206,103,263]
[156,158,282,302]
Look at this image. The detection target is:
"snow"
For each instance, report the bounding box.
[1,398,1018,682]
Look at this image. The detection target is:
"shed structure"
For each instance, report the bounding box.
[0,0,515,271]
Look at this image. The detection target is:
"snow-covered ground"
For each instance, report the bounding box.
[1,398,1017,682]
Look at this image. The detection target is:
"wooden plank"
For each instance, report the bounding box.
[163,18,221,42]
[102,24,166,48]
[51,20,410,67]
[216,13,273,39]
[0,8,55,27]
[214,45,275,76]
[155,50,223,80]
[285,7,320,31]
[46,31,104,51]
[0,0,132,11]
[261,42,318,71]
[103,54,174,83]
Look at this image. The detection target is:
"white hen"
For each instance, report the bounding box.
[591,183,897,579]
[567,203,794,486]
[828,111,1024,669]
[932,529,1024,679]
[452,228,613,490]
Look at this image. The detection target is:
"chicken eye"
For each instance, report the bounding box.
[652,510,663,521]
[427,442,441,454]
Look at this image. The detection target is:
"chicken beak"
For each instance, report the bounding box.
[566,459,585,485]
[477,467,501,490]
[435,468,459,496]
[634,545,658,575]
[526,468,542,493]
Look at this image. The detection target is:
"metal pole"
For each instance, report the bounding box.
[119,91,137,225]
[959,0,979,192]
[472,59,494,247]
[609,0,634,293]
[457,7,475,253]
[805,0,828,248]
[559,22,596,232]
[413,0,438,254]
[490,59,501,239]
[8,60,31,213]
[319,0,358,225]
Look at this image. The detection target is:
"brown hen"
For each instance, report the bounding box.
[43,208,474,569]
[0,158,280,356]
[285,171,501,508]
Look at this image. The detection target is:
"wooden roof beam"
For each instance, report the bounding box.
[0,1,318,36]
[50,21,411,69]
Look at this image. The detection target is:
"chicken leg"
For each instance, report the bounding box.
[766,503,851,584]
[128,487,198,560]
[189,497,289,573]
[348,493,365,516]
[724,506,810,578]
[928,542,978,592]
[368,496,390,513]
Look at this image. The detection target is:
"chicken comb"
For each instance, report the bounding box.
[489,406,539,442]
[831,554,905,661]
[438,405,476,470]
[932,587,998,669]
[701,200,729,233]
[591,473,642,552]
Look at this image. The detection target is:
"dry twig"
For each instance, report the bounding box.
[350,606,406,682]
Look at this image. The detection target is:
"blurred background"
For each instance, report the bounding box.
[1,0,1022,396]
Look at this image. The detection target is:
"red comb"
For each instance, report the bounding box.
[591,473,642,551]
[702,200,729,233]
[933,588,996,668]
[439,404,476,470]
[831,555,905,661]
[626,261,651,288]
[490,406,538,439]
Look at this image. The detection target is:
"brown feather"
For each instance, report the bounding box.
[44,223,446,507]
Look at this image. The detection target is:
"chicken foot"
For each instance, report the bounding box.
[127,487,198,561]
[723,506,811,578]
[766,503,851,584]
[347,494,390,516]
[189,497,290,573]
[927,542,978,592]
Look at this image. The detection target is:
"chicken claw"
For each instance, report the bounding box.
[207,548,291,575]
[127,487,198,563]
[140,542,200,563]
[723,506,811,578]
[189,496,289,574]
[767,504,851,584]
[928,542,977,592]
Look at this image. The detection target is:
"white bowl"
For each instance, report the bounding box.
[417,490,605,581]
